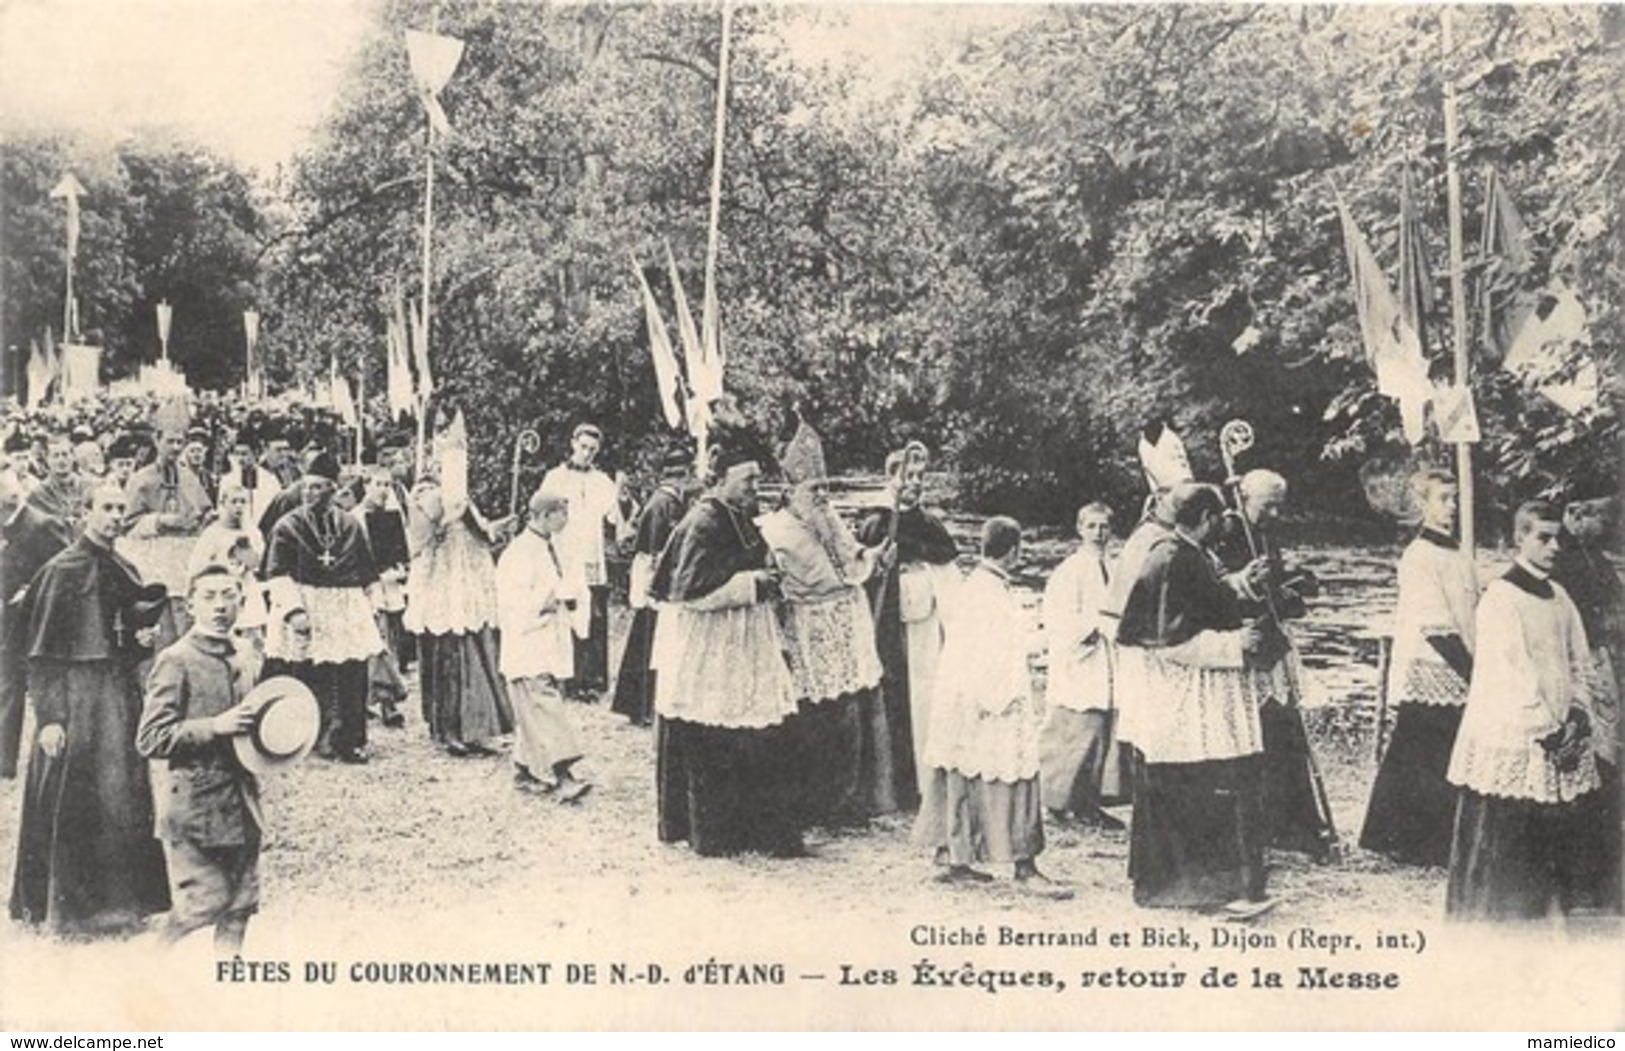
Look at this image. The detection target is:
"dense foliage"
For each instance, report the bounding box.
[5,4,1618,529]
[2,134,264,391]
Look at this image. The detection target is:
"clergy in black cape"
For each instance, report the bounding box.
[854,448,958,811]
[2,467,71,780]
[610,447,690,727]
[10,483,171,935]
[261,453,384,763]
[648,422,805,858]
[1117,483,1270,910]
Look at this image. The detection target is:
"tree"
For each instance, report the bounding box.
[1,132,265,392]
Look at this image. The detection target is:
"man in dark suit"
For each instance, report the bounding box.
[1,467,71,778]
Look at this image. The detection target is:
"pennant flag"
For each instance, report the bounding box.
[1503,278,1589,373]
[155,299,173,348]
[664,242,709,436]
[408,299,433,400]
[243,310,262,401]
[631,255,685,429]
[331,358,358,426]
[698,262,725,401]
[1432,383,1481,443]
[25,338,50,408]
[1335,192,1431,443]
[1477,167,1535,364]
[1396,164,1436,356]
[50,174,85,259]
[60,343,101,404]
[1474,168,1592,413]
[1537,358,1600,417]
[386,296,415,421]
[405,30,464,137]
[42,325,62,402]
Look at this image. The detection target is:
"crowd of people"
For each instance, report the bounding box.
[0,396,1620,952]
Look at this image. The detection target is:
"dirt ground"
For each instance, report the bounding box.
[2,604,1621,1030]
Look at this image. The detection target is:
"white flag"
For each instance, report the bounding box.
[331,358,358,426]
[1335,194,1431,443]
[386,297,415,421]
[50,174,85,259]
[664,242,711,436]
[405,30,464,137]
[632,255,684,429]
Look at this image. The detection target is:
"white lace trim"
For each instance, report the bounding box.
[1396,657,1469,708]
[780,587,883,703]
[651,604,798,729]
[1114,647,1262,763]
[922,691,1043,784]
[404,522,501,634]
[1447,737,1599,804]
[265,586,383,663]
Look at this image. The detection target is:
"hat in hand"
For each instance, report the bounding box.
[233,676,320,776]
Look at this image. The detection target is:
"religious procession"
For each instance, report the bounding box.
[0,2,1620,971]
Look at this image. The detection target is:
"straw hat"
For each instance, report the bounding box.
[232,676,320,776]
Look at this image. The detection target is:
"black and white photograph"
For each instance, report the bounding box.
[0,0,1620,1032]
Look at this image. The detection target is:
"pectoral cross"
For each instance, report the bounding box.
[318,548,337,569]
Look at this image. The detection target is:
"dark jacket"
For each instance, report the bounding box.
[136,632,262,846]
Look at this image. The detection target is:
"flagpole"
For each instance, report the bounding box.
[356,363,366,467]
[415,93,435,481]
[62,251,74,346]
[1442,7,1474,555]
[694,1,734,470]
[702,2,732,337]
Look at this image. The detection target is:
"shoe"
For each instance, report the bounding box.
[462,741,499,757]
[934,865,995,884]
[1221,897,1279,921]
[516,779,557,796]
[557,779,593,804]
[381,705,405,729]
[1080,808,1126,832]
[443,741,472,757]
[1015,869,1075,900]
[335,749,370,765]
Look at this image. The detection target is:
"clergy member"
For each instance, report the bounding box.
[1215,469,1338,862]
[496,489,592,802]
[10,483,171,935]
[1360,468,1479,866]
[855,442,958,809]
[610,442,691,727]
[261,451,384,764]
[649,414,804,858]
[1117,482,1272,916]
[1040,501,1125,830]
[1447,501,1600,921]
[536,423,624,701]
[759,419,893,824]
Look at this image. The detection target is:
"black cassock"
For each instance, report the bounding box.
[1214,516,1338,861]
[854,505,957,810]
[611,484,686,727]
[10,537,171,934]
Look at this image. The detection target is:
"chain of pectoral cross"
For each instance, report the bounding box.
[310,508,343,570]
